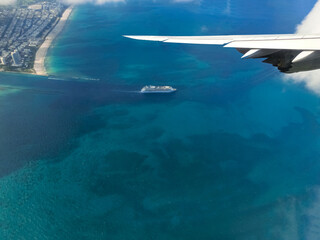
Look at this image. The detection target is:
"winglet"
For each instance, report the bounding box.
[123,35,168,42]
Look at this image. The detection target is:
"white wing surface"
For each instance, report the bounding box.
[124,34,320,73]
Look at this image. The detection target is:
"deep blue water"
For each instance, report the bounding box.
[1,0,320,239]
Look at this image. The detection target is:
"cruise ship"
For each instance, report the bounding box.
[140,85,176,93]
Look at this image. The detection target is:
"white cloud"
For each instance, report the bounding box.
[285,0,320,95]
[60,0,125,5]
[296,1,320,34]
[0,0,16,5]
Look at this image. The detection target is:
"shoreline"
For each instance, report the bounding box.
[33,6,74,76]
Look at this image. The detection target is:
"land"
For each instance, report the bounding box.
[34,6,73,75]
[0,1,71,75]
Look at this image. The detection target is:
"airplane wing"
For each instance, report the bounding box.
[123,34,320,73]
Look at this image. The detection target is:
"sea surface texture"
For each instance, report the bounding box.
[1,0,320,239]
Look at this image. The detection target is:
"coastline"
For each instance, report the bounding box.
[33,6,74,76]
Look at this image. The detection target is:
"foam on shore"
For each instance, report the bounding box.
[34,6,74,76]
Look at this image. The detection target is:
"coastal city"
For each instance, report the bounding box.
[0,1,67,73]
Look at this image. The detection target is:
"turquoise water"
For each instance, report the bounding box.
[1,1,320,239]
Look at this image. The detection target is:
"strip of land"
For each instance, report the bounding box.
[0,2,67,74]
[34,6,73,76]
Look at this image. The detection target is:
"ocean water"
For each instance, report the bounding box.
[1,0,320,239]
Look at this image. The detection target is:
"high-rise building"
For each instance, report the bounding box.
[0,52,9,65]
[11,50,22,66]
[28,4,42,10]
[0,57,6,65]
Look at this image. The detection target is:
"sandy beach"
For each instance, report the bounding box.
[34,6,74,76]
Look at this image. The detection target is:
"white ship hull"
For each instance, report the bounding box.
[141,89,176,93]
[141,85,176,93]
